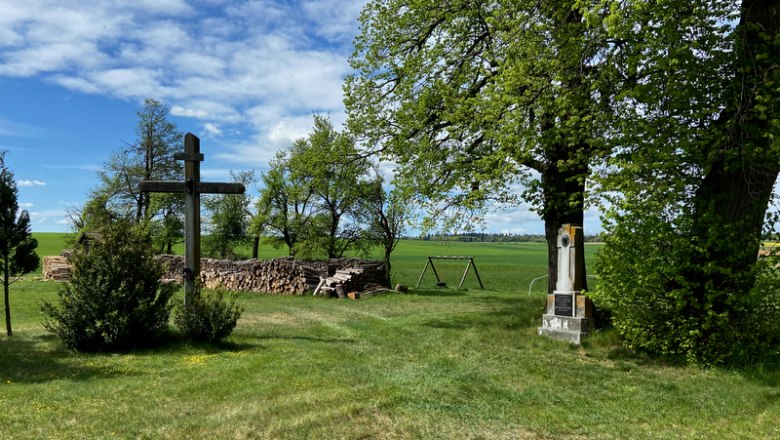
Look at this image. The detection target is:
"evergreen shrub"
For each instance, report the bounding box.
[174,288,242,343]
[41,221,175,351]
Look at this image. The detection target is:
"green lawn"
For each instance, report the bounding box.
[3,236,777,439]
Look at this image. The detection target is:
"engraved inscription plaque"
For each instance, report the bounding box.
[554,294,573,317]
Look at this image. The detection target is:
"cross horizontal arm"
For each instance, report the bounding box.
[198,182,245,194]
[174,152,205,162]
[139,181,245,194]
[139,181,185,193]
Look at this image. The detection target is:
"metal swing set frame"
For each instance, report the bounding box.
[415,256,484,289]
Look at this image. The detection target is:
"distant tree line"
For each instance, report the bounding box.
[417,233,607,243]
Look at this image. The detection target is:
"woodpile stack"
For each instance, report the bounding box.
[313,268,365,298]
[41,252,387,295]
[157,256,387,295]
[303,259,387,286]
[197,258,321,294]
[42,255,71,281]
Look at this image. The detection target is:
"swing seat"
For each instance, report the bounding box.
[436,281,447,288]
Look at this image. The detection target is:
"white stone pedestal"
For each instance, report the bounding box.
[538,224,594,344]
[538,290,594,344]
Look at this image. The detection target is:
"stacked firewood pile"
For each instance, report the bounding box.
[157,256,387,295]
[199,258,321,294]
[313,268,366,298]
[42,255,71,281]
[42,252,387,295]
[300,259,387,287]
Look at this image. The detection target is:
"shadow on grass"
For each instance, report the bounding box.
[406,288,468,297]
[255,334,357,344]
[410,294,542,333]
[139,334,260,355]
[0,334,131,384]
[731,356,780,388]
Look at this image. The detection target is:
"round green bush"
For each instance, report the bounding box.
[174,289,242,343]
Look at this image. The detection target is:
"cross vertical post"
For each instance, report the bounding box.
[178,133,204,303]
[139,133,245,306]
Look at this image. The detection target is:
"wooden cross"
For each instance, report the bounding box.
[139,133,245,303]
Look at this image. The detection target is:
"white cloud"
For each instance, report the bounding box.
[19,202,34,208]
[203,123,222,137]
[214,139,279,167]
[302,0,367,42]
[28,209,67,221]
[266,116,313,145]
[171,106,210,119]
[18,179,46,187]
[0,0,367,172]
[43,163,101,171]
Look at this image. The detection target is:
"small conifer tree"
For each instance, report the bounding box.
[0,152,40,336]
[42,220,174,351]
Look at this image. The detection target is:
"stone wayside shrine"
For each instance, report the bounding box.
[538,224,594,344]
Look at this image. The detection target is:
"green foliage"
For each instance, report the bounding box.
[591,0,780,365]
[41,221,175,351]
[592,211,780,365]
[346,0,612,293]
[255,115,380,259]
[77,193,123,232]
[346,0,610,224]
[79,98,183,238]
[149,193,184,254]
[364,181,410,284]
[203,170,254,259]
[174,288,243,343]
[0,151,40,336]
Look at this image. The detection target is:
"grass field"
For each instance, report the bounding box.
[1,235,777,439]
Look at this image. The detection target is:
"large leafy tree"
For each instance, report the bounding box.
[346,0,611,291]
[253,158,309,255]
[100,98,181,222]
[149,193,184,254]
[592,0,780,364]
[0,152,40,336]
[255,115,379,259]
[82,99,183,244]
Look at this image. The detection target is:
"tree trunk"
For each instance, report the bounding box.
[541,154,588,294]
[687,0,780,295]
[383,243,393,287]
[4,261,11,336]
[692,160,778,278]
[252,236,260,259]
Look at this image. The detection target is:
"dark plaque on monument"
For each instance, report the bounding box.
[554,294,573,317]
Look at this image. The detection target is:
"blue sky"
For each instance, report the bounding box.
[0,0,600,234]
